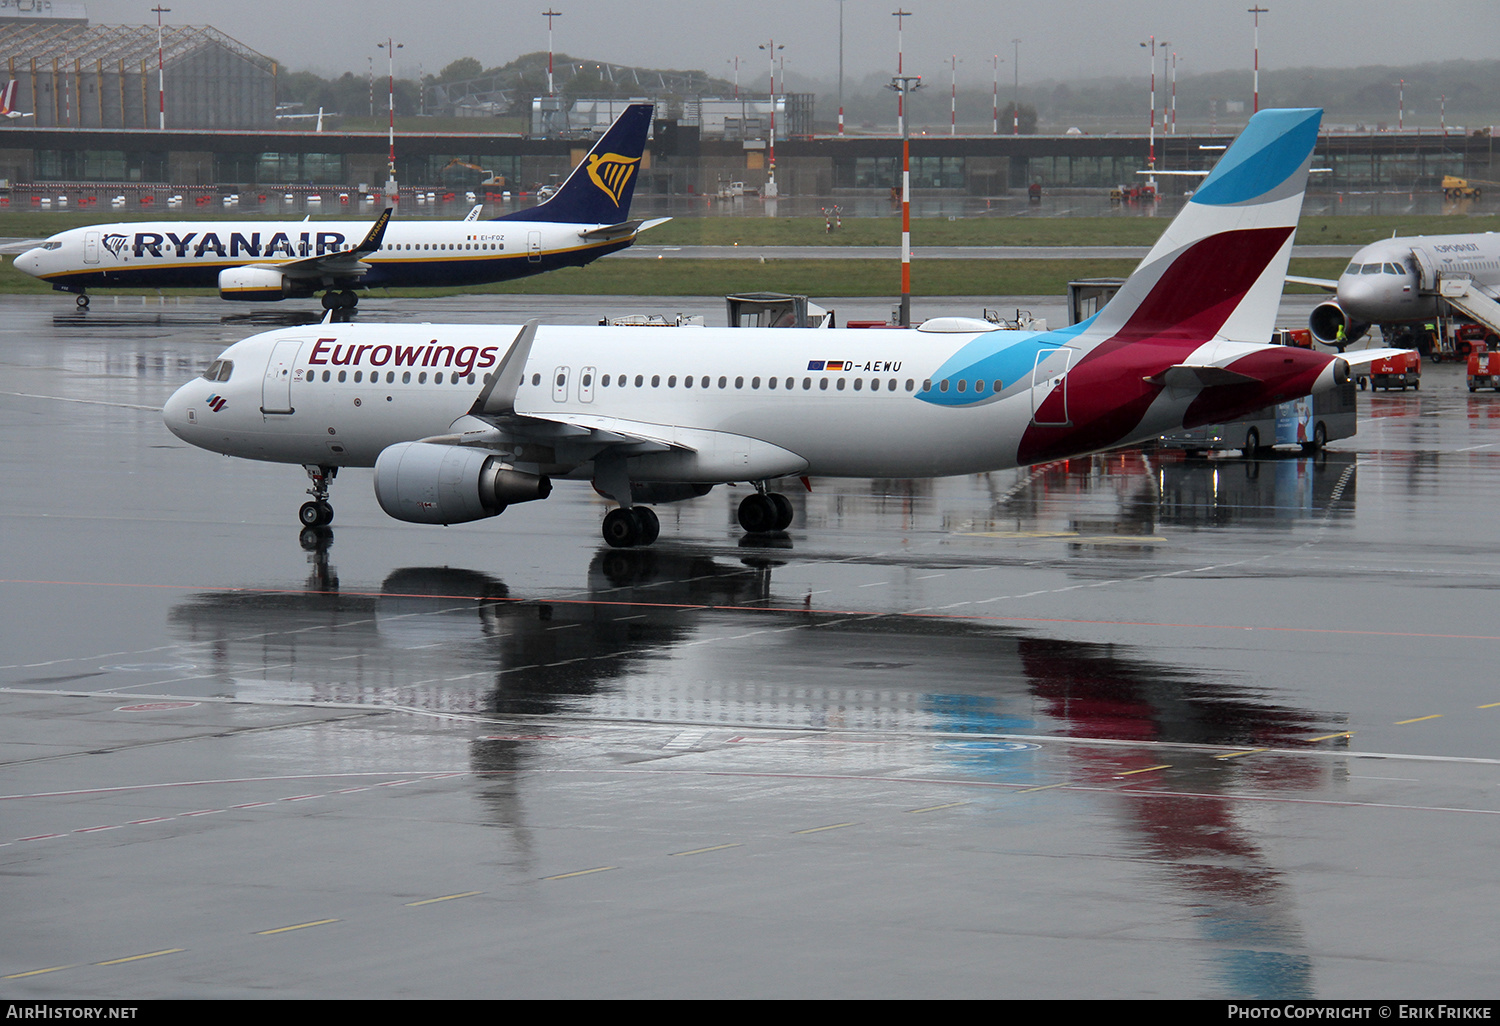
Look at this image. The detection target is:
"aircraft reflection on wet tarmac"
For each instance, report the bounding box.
[168,546,1335,997]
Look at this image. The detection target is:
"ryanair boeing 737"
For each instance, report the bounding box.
[14,104,661,312]
[163,109,1409,548]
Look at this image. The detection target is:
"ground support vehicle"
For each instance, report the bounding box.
[1468,350,1500,392]
[1160,383,1359,456]
[1367,350,1422,391]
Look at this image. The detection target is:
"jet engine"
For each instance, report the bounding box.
[219,266,293,302]
[373,442,551,525]
[1309,300,1369,349]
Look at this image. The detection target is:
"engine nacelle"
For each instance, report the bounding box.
[1309,300,1369,349]
[373,442,551,525]
[219,266,292,302]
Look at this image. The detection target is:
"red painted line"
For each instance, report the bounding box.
[73,825,121,833]
[17,833,64,841]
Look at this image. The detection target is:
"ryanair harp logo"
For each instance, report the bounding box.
[586,152,640,207]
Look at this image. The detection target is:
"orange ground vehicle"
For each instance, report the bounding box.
[1366,350,1422,391]
[1468,350,1500,392]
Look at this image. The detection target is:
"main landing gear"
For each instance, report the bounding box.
[602,506,660,548]
[737,490,794,534]
[75,293,90,309]
[599,485,796,548]
[299,463,337,527]
[321,290,359,311]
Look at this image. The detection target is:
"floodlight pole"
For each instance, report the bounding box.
[759,40,784,197]
[378,38,403,196]
[892,9,910,136]
[1140,37,1155,170]
[152,5,170,130]
[1248,6,1267,113]
[1012,38,1020,135]
[949,55,958,135]
[992,55,1000,135]
[889,74,921,327]
[837,0,845,135]
[543,9,561,96]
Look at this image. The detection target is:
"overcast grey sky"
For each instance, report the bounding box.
[86,0,1500,91]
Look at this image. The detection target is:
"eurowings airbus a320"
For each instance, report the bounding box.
[14,104,662,312]
[163,108,1407,548]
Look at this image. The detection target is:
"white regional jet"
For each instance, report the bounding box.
[1298,232,1500,348]
[14,104,662,312]
[163,108,1407,548]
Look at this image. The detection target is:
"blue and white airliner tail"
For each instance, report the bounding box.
[162,108,1413,548]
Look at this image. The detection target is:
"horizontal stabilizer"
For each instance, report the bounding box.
[577,216,671,242]
[1146,364,1261,390]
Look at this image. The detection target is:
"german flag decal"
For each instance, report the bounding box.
[586,152,641,207]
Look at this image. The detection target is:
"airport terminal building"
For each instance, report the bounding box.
[0,8,1492,198]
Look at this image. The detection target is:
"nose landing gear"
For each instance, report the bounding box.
[299,463,337,527]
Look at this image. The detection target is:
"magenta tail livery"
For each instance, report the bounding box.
[163,108,1411,547]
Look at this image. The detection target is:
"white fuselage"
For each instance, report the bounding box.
[13,217,635,294]
[163,321,1344,488]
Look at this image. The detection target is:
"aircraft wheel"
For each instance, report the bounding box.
[76,294,90,309]
[769,492,794,531]
[737,493,778,534]
[299,501,333,527]
[339,290,358,309]
[631,506,660,546]
[321,292,338,311]
[602,507,641,548]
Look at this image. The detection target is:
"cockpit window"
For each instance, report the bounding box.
[1384,263,1405,275]
[39,242,62,251]
[1360,263,1383,274]
[201,359,233,382]
[1344,263,1361,275]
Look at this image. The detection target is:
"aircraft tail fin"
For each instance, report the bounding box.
[1085,107,1323,346]
[0,80,15,115]
[494,103,653,225]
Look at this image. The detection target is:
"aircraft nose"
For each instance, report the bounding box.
[161,381,198,442]
[12,248,41,278]
[1338,274,1384,314]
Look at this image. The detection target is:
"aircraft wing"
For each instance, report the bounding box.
[245,207,393,281]
[577,216,671,242]
[1286,274,1338,291]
